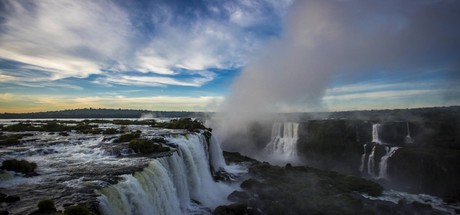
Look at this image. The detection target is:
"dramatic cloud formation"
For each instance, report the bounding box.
[0,0,290,87]
[0,0,458,113]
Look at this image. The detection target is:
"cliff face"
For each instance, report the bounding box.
[294,119,460,198]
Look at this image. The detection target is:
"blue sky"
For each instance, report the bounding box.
[0,0,459,113]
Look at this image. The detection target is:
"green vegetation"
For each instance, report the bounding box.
[129,138,169,154]
[2,123,39,132]
[115,131,141,143]
[103,128,118,135]
[37,199,56,212]
[155,118,206,130]
[0,108,206,119]
[0,135,20,146]
[64,205,90,215]
[1,159,37,174]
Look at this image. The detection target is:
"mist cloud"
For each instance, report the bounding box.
[213,0,460,150]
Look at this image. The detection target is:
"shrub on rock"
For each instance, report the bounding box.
[64,205,90,215]
[1,159,37,174]
[115,131,141,143]
[129,138,169,154]
[37,199,56,212]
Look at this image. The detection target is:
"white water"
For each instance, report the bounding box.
[359,144,367,173]
[98,134,233,215]
[378,147,400,180]
[405,122,414,144]
[363,190,460,215]
[209,135,227,172]
[264,122,299,161]
[367,145,377,177]
[372,124,383,144]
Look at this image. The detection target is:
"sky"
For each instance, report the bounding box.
[0,0,459,113]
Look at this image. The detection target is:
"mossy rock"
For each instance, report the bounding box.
[115,132,141,143]
[64,205,90,215]
[1,159,37,174]
[37,199,56,212]
[129,138,169,154]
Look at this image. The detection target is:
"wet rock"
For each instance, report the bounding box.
[0,193,20,203]
[228,191,250,202]
[213,203,261,215]
[240,179,264,191]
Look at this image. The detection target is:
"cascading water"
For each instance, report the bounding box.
[264,122,300,161]
[372,124,383,144]
[378,147,399,180]
[209,135,227,172]
[359,143,367,173]
[405,122,414,144]
[97,134,233,215]
[367,145,377,177]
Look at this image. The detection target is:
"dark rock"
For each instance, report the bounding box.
[228,191,250,202]
[0,193,20,203]
[240,179,264,191]
[213,203,261,215]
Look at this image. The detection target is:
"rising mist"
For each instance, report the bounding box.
[212,0,460,156]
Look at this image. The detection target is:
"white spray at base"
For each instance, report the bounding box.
[264,122,300,162]
[97,134,233,215]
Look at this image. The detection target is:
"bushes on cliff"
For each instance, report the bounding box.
[156,118,206,130]
[129,138,169,154]
[1,159,37,174]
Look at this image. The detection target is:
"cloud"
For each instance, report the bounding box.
[0,0,290,88]
[95,71,216,87]
[220,0,460,115]
[211,0,460,151]
[0,0,132,80]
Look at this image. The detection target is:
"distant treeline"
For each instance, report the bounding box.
[1,106,459,120]
[0,108,208,119]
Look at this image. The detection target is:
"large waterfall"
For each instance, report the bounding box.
[97,134,232,215]
[378,147,399,180]
[372,124,383,144]
[367,145,377,177]
[264,122,300,161]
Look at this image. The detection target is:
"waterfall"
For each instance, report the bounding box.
[367,145,377,177]
[359,144,367,173]
[264,122,300,160]
[209,135,227,172]
[372,124,383,144]
[378,147,399,180]
[97,134,232,215]
[405,122,414,144]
